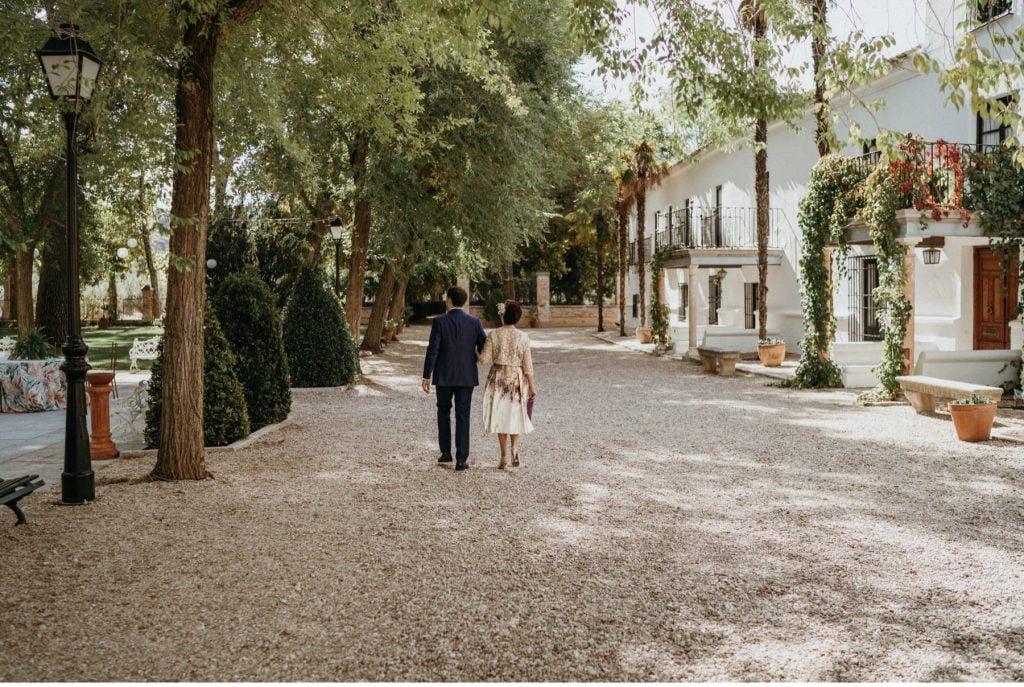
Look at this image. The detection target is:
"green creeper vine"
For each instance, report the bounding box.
[965,147,1024,391]
[858,168,911,402]
[649,246,673,353]
[784,155,866,389]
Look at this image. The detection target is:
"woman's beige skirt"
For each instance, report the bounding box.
[482,364,534,435]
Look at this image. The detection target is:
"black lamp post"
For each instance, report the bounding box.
[37,24,102,504]
[330,217,345,295]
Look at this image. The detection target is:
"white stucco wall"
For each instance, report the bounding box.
[621,0,1022,356]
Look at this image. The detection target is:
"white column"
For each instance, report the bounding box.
[536,271,551,327]
[457,274,470,305]
[688,263,699,358]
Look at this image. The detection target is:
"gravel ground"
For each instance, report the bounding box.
[2,326,1023,681]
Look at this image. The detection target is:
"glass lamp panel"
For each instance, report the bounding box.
[78,54,100,100]
[40,54,79,98]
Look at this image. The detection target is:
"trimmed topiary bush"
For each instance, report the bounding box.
[212,267,292,429]
[283,265,359,387]
[144,304,250,449]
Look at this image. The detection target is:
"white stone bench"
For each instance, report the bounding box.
[0,336,14,361]
[913,349,1021,391]
[128,336,161,372]
[896,375,1003,415]
[697,346,741,377]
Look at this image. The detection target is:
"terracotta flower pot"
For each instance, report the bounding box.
[636,327,653,344]
[757,342,786,367]
[949,402,997,442]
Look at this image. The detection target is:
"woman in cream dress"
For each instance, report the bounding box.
[478,300,536,468]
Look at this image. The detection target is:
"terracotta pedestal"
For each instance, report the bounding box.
[86,370,120,459]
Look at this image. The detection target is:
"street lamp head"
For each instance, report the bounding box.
[126,238,138,249]
[922,247,941,265]
[36,23,102,104]
[207,258,217,269]
[329,216,344,242]
[715,267,727,281]
[116,247,129,259]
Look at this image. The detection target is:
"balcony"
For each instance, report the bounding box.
[630,207,783,265]
[842,139,1002,244]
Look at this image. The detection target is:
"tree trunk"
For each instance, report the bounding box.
[617,199,628,336]
[141,223,161,320]
[811,0,830,157]
[14,246,34,334]
[636,191,647,328]
[345,131,371,336]
[502,262,516,300]
[360,258,397,353]
[139,173,161,319]
[106,272,119,322]
[755,117,770,341]
[35,170,68,344]
[303,193,332,266]
[388,251,417,333]
[153,15,221,481]
[2,272,12,320]
[596,213,606,332]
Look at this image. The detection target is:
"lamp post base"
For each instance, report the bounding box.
[60,471,95,503]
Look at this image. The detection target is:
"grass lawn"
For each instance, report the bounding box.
[0,325,162,371]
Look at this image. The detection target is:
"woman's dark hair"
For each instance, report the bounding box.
[502,300,523,325]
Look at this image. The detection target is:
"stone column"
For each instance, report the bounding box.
[457,274,470,304]
[536,271,550,327]
[140,285,154,321]
[822,247,833,363]
[687,263,699,358]
[86,370,120,460]
[902,248,916,374]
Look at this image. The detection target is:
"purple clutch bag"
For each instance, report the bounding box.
[527,397,534,420]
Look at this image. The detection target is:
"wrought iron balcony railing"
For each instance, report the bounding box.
[850,139,1003,211]
[630,207,783,264]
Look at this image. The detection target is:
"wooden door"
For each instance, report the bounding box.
[974,246,1019,349]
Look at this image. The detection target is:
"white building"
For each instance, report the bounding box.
[622,0,1022,389]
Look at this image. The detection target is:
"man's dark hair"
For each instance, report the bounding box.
[447,285,468,308]
[502,300,523,325]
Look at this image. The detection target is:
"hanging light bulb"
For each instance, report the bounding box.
[126,238,138,249]
[116,247,129,259]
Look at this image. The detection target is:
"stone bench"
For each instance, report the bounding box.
[697,346,741,377]
[896,375,1003,415]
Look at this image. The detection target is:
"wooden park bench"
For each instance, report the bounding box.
[697,346,741,378]
[128,335,160,373]
[896,375,1003,415]
[1,474,45,525]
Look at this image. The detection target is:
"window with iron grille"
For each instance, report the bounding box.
[679,284,688,321]
[632,294,639,319]
[708,275,722,326]
[972,0,1012,23]
[744,283,758,330]
[977,94,1014,147]
[848,255,882,342]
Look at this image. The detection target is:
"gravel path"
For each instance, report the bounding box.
[2,326,1023,681]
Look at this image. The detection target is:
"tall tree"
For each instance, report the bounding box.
[153,0,262,481]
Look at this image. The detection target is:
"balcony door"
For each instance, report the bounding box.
[974,246,1019,349]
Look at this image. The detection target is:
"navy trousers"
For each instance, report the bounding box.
[436,386,473,465]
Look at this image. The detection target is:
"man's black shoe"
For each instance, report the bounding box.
[438,453,453,463]
[454,463,469,471]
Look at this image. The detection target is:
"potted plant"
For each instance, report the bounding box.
[757,337,786,367]
[949,392,998,442]
[636,327,653,344]
[383,319,399,342]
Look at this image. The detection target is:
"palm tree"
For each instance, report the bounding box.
[614,165,636,336]
[627,140,668,329]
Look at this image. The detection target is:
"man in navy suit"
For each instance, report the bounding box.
[422,285,487,471]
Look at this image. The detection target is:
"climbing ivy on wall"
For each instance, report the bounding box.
[858,168,911,401]
[785,155,866,389]
[649,246,674,354]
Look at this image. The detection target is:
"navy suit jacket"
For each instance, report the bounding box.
[422,308,487,387]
